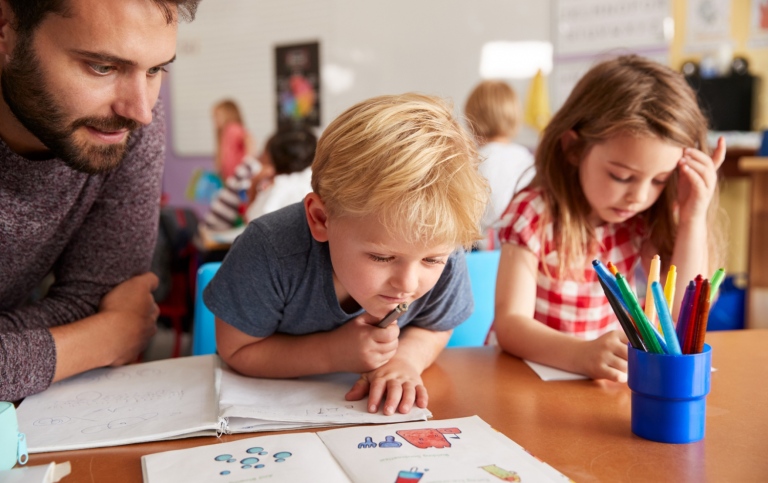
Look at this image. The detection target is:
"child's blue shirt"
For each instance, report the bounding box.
[203,202,473,337]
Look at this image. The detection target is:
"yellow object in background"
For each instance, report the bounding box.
[523,69,551,132]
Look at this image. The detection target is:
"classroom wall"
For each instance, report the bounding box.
[161,0,551,213]
[670,0,768,276]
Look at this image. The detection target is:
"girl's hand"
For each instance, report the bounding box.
[578,330,629,382]
[344,358,427,415]
[677,136,726,222]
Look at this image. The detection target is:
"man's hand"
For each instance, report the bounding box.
[98,272,160,366]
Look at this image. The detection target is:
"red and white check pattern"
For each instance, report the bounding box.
[497,188,644,340]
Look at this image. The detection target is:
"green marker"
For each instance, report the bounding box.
[709,268,726,303]
[616,274,664,354]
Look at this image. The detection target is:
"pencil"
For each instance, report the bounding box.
[651,281,682,355]
[616,273,663,353]
[675,281,696,347]
[644,255,660,330]
[377,302,408,328]
[663,265,677,315]
[709,268,726,303]
[598,277,646,351]
[682,275,703,354]
[692,280,711,353]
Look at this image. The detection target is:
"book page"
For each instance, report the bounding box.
[317,416,571,483]
[16,356,220,453]
[141,433,351,483]
[218,366,432,430]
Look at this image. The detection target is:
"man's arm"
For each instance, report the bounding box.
[0,105,166,400]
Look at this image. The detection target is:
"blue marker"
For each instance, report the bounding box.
[651,281,682,355]
[592,260,628,311]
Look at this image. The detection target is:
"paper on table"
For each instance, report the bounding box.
[0,461,71,483]
[16,356,220,453]
[141,433,350,483]
[524,360,589,381]
[218,365,432,431]
[317,416,570,483]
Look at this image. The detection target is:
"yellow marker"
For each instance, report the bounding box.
[644,255,660,331]
[664,264,677,315]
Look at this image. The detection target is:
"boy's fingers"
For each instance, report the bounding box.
[344,376,370,402]
[383,380,403,416]
[414,385,429,408]
[398,383,416,413]
[367,378,387,413]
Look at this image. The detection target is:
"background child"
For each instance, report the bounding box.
[493,55,726,382]
[204,93,488,415]
[203,128,317,231]
[464,80,535,248]
[212,99,254,180]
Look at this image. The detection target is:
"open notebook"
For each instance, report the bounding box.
[141,416,571,483]
[15,355,430,453]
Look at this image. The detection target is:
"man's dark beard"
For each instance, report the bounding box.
[1,35,140,174]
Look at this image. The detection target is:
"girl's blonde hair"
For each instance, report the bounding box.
[312,93,489,249]
[533,55,724,276]
[464,80,520,142]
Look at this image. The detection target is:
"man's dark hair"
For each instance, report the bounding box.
[6,0,200,36]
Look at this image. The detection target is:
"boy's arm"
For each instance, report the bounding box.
[494,244,628,382]
[346,326,451,415]
[215,313,400,378]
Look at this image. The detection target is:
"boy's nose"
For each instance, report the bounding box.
[391,266,419,295]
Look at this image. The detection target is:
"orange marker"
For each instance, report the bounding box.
[607,261,619,276]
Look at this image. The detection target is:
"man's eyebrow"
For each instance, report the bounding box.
[70,49,176,68]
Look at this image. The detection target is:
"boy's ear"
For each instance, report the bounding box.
[304,192,329,242]
[559,130,580,166]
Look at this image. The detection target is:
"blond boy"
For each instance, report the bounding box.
[205,93,488,415]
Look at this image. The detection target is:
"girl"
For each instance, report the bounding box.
[493,55,725,382]
[212,99,254,180]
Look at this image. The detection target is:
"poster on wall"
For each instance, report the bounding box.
[275,42,321,130]
[750,0,768,47]
[686,0,732,48]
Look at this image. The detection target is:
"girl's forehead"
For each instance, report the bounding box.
[589,134,682,173]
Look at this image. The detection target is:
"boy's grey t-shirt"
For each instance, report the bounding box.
[203,202,473,337]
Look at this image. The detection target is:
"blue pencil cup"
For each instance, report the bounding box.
[627,344,711,444]
[0,402,28,470]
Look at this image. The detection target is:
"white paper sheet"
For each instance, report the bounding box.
[523,360,589,381]
[141,433,351,483]
[317,416,571,483]
[16,356,220,453]
[0,462,70,483]
[218,366,432,429]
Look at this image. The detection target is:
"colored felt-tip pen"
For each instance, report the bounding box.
[377,302,409,328]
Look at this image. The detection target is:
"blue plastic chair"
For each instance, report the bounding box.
[192,262,222,355]
[447,250,501,347]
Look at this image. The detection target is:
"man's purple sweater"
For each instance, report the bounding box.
[0,105,165,401]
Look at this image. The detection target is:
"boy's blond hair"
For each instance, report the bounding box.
[311,93,489,249]
[464,80,520,142]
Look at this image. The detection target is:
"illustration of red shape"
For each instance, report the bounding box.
[396,428,461,449]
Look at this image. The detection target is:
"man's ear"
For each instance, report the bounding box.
[0,0,17,58]
[304,192,330,242]
[559,130,580,166]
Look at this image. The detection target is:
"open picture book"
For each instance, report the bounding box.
[141,416,572,483]
[15,355,431,453]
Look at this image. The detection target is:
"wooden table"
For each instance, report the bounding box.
[27,330,768,482]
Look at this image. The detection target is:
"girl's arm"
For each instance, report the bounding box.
[666,137,726,318]
[494,244,628,381]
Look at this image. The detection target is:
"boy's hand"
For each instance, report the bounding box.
[329,312,400,373]
[344,358,427,415]
[578,330,628,383]
[677,136,725,222]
